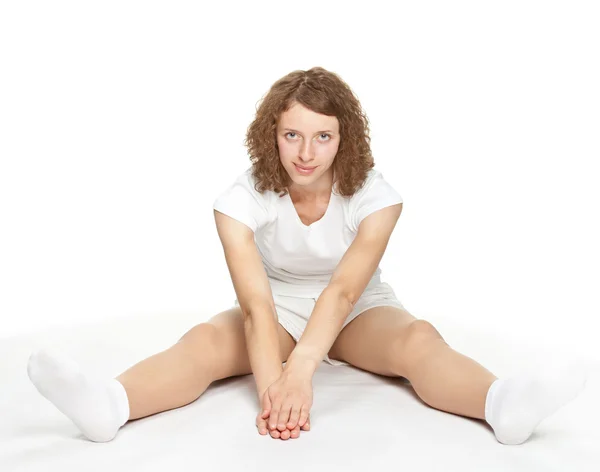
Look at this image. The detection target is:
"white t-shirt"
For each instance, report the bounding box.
[213,166,403,297]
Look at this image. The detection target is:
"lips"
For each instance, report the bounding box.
[295,164,316,170]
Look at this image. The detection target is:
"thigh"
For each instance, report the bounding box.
[328,304,417,377]
[181,306,296,381]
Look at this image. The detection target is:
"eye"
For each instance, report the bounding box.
[285,132,331,141]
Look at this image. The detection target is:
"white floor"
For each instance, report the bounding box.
[2,312,598,472]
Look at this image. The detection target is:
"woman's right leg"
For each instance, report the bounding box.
[117,306,296,420]
[27,306,297,442]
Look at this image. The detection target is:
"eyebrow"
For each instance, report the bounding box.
[283,128,335,134]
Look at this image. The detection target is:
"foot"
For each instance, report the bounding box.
[27,348,130,442]
[485,359,589,445]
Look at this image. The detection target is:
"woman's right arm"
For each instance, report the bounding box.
[214,209,283,398]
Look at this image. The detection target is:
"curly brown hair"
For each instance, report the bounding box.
[244,66,375,198]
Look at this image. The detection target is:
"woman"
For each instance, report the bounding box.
[27,67,588,444]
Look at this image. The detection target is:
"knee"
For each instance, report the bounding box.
[177,323,220,368]
[179,322,219,344]
[409,318,443,337]
[405,319,445,348]
[395,320,446,369]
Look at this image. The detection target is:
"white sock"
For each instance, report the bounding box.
[484,359,589,445]
[27,347,130,443]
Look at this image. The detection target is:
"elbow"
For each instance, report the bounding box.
[239,302,257,319]
[239,298,276,320]
[326,283,356,309]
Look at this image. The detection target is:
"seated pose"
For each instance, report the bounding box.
[27,66,588,444]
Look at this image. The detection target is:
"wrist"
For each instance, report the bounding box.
[256,367,284,398]
[284,351,319,377]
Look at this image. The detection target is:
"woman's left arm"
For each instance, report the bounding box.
[266,203,403,431]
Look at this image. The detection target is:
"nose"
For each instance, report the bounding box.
[298,140,315,163]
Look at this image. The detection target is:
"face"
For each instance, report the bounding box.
[276,102,340,193]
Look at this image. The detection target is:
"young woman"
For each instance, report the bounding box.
[27,67,588,444]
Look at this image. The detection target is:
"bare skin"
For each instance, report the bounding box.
[115,307,309,440]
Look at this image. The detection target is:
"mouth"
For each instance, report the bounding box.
[294,163,317,170]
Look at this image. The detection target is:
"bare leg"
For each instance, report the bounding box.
[404,337,589,444]
[27,322,226,442]
[27,308,297,442]
[328,307,589,445]
[403,337,498,420]
[116,325,219,420]
[328,308,498,419]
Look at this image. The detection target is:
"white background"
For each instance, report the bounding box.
[1,1,598,361]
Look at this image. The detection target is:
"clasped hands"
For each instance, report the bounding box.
[255,365,313,440]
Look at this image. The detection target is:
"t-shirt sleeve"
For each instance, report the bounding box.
[212,170,270,232]
[351,170,403,231]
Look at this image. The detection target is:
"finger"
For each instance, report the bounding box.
[277,401,293,431]
[269,397,281,430]
[290,423,301,439]
[286,406,301,430]
[256,414,268,435]
[269,426,281,439]
[279,428,291,440]
[261,393,271,419]
[298,405,310,428]
[301,413,311,431]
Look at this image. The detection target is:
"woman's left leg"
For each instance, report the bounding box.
[328,305,589,445]
[327,306,497,420]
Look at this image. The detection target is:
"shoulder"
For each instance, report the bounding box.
[218,167,271,202]
[231,166,259,191]
[213,167,276,232]
[347,167,403,231]
[350,168,387,199]
[242,167,278,206]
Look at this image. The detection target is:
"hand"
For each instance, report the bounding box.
[261,368,313,434]
[256,378,311,439]
[256,402,310,440]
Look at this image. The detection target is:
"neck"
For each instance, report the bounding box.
[288,167,335,202]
